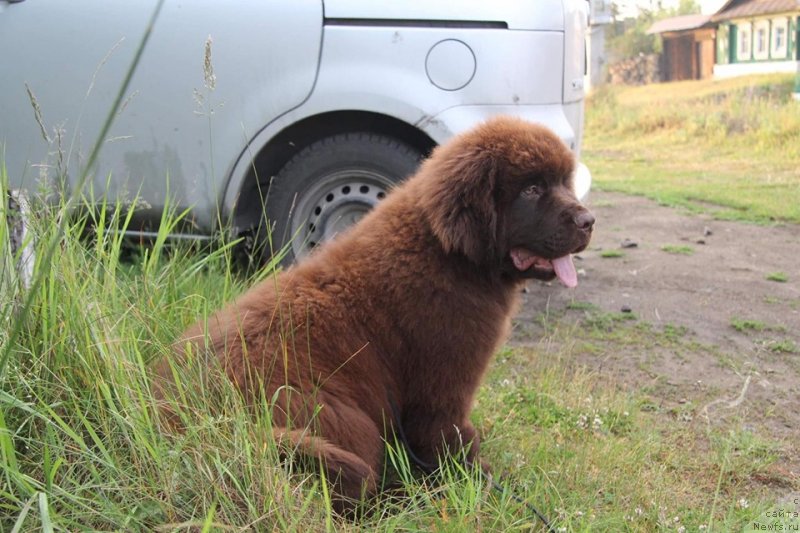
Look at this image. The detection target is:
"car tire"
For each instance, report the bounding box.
[259,132,423,264]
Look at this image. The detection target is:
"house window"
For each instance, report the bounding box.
[753,20,770,60]
[771,18,788,58]
[737,22,752,60]
[755,28,767,55]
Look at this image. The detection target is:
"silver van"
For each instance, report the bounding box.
[1,0,591,262]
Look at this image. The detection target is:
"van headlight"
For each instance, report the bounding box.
[574,162,592,202]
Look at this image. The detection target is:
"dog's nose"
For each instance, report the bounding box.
[573,210,595,231]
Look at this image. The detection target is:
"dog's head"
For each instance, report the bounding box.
[418,116,594,287]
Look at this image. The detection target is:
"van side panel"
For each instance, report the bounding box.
[0,0,322,232]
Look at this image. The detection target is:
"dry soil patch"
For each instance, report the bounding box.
[513,190,800,500]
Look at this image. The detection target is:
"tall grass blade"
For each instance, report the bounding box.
[38,492,54,533]
[0,0,166,380]
[10,494,36,533]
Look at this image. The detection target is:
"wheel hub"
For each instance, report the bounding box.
[291,170,391,258]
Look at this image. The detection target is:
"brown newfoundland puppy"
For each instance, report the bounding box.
[159,116,594,510]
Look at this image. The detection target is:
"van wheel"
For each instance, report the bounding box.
[260,133,423,264]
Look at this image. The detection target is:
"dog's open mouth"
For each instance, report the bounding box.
[509,248,578,288]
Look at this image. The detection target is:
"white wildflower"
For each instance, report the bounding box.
[738,497,749,509]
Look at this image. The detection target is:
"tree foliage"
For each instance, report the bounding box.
[607,0,702,60]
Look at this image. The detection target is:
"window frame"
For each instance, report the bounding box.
[771,17,788,59]
[737,22,752,60]
[753,19,770,60]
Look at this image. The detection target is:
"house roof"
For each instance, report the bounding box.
[712,0,799,22]
[646,14,713,34]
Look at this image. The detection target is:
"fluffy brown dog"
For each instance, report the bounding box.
[159,116,594,510]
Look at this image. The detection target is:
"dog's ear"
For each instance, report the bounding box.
[418,145,498,264]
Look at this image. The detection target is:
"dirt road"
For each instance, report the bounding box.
[513,190,800,500]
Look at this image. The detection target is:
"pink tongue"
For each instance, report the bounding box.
[552,255,578,288]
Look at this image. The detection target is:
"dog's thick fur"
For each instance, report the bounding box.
[156,116,594,510]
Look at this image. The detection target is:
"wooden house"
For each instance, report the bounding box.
[647,14,716,81]
[712,0,800,78]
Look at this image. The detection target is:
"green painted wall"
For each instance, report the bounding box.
[717,24,730,64]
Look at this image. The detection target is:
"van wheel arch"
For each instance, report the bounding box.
[232,111,436,264]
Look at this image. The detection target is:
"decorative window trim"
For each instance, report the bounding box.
[771,17,788,59]
[753,19,770,60]
[737,22,752,61]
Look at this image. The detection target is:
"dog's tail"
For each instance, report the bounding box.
[273,427,376,512]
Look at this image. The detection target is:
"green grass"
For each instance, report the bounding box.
[765,339,798,354]
[766,271,789,283]
[731,318,769,333]
[661,244,694,255]
[0,180,785,531]
[584,74,800,224]
[729,318,796,354]
[565,300,598,312]
[730,317,786,334]
[600,250,624,258]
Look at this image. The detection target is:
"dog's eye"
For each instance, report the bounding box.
[521,185,542,199]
